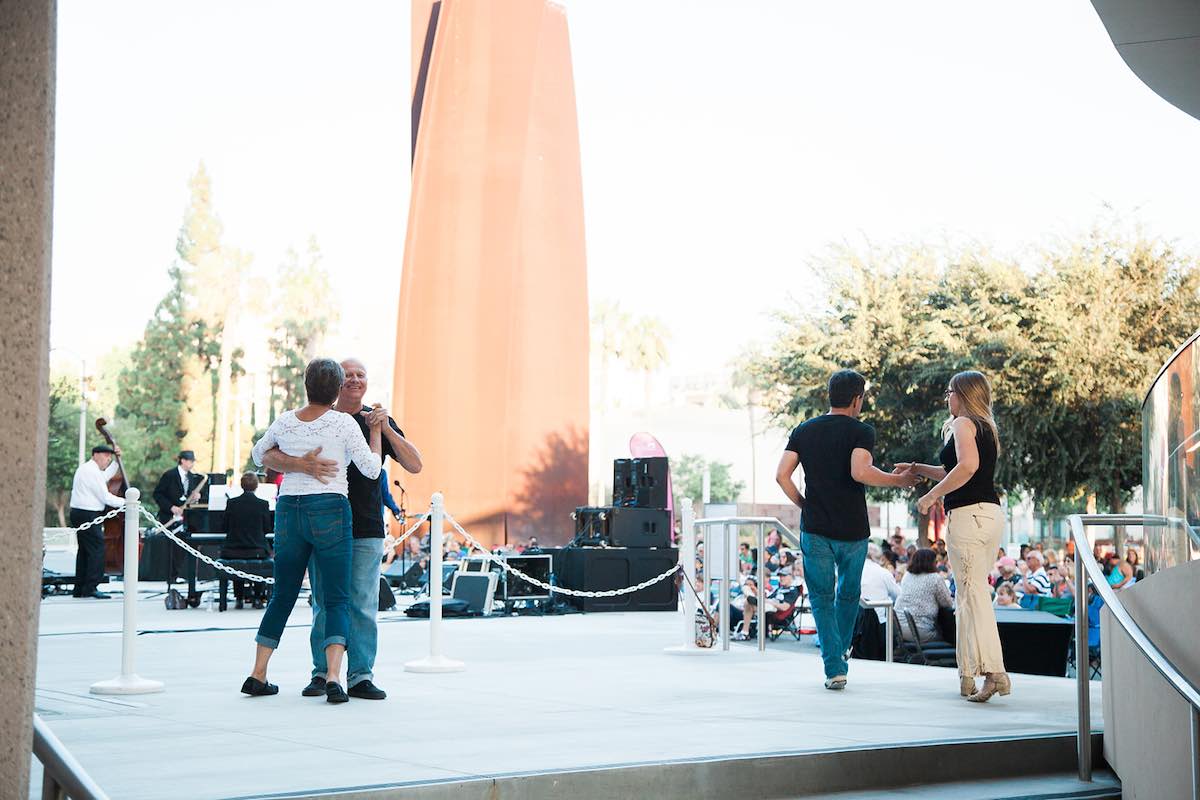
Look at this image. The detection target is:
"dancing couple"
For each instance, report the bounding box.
[776,369,1010,702]
[242,357,422,703]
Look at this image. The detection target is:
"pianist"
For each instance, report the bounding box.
[217,473,274,608]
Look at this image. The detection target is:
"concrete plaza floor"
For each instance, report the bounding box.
[32,589,1103,799]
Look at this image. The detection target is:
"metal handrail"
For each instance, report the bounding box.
[1070,514,1200,797]
[694,516,798,652]
[859,598,894,663]
[33,713,109,800]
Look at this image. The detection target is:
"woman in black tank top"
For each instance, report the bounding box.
[893,370,1010,703]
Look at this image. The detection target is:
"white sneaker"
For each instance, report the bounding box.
[824,675,847,690]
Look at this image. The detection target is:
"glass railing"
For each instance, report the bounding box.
[1142,330,1200,574]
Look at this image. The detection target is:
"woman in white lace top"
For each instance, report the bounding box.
[241,358,382,704]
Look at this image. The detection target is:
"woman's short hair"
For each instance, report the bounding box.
[240,472,259,492]
[996,582,1015,596]
[907,547,938,575]
[304,358,344,405]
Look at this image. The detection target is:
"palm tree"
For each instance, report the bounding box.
[621,316,670,410]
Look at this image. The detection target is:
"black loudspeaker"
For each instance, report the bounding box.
[613,457,669,509]
[612,459,635,507]
[557,547,678,612]
[608,507,670,548]
[572,506,610,545]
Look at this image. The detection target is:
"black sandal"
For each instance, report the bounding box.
[241,676,279,696]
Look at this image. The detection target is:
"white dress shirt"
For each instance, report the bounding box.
[69,459,125,511]
[860,559,901,622]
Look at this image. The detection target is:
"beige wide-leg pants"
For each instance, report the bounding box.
[946,501,1006,677]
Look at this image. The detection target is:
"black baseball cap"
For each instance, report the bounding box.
[92,444,115,455]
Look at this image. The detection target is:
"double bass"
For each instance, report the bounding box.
[94,418,138,572]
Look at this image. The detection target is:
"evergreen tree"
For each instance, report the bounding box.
[115,264,193,492]
[45,378,82,526]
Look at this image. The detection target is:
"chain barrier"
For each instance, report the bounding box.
[71,507,126,533]
[443,512,681,599]
[138,507,430,586]
[384,513,429,552]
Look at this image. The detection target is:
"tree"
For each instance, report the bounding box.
[751,230,1200,533]
[268,238,338,419]
[673,453,745,504]
[621,315,670,408]
[115,264,194,492]
[45,379,82,526]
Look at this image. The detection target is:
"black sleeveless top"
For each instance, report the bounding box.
[938,419,1000,510]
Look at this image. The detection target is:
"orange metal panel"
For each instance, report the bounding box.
[394,0,589,547]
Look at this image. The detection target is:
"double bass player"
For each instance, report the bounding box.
[68,444,125,599]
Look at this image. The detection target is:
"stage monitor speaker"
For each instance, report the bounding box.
[450,572,497,615]
[557,547,678,612]
[607,507,670,548]
[502,553,553,600]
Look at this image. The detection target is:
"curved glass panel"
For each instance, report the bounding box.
[1142,333,1200,574]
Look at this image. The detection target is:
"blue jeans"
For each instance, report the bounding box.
[801,532,868,679]
[255,494,352,652]
[309,537,383,687]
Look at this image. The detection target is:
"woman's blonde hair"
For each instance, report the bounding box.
[942,370,1000,453]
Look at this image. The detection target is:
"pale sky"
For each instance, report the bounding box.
[50,1,1200,395]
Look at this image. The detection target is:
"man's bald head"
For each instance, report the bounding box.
[338,358,368,407]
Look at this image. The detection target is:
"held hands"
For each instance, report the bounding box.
[891,463,919,490]
[916,491,939,515]
[365,405,388,429]
[299,446,339,484]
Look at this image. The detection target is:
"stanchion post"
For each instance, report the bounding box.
[720,523,731,651]
[91,489,164,695]
[665,499,712,656]
[405,493,464,673]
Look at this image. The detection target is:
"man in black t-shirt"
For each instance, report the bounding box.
[775,369,915,690]
[262,358,423,700]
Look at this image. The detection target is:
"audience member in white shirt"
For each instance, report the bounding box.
[860,542,900,622]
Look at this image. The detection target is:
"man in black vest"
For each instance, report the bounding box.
[153,450,205,605]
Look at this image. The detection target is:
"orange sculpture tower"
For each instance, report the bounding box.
[393,0,589,547]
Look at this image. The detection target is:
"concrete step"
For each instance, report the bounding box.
[255,733,1107,800]
[790,770,1120,799]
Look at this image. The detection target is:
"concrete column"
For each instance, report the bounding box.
[0,0,57,795]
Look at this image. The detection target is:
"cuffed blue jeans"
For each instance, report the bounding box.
[255,494,352,652]
[309,537,383,688]
[801,532,868,679]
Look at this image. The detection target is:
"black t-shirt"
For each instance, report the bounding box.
[346,406,404,539]
[785,414,875,541]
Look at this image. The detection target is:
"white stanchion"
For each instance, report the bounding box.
[91,488,164,695]
[666,499,713,656]
[405,492,465,673]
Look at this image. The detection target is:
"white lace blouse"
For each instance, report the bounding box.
[251,409,381,497]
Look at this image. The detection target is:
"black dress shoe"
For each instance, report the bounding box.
[325,682,349,704]
[240,677,279,696]
[90,591,110,599]
[301,676,327,697]
[348,680,387,700]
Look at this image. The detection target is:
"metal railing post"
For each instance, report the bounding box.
[757,523,766,652]
[1075,539,1091,782]
[32,714,109,800]
[91,489,163,695]
[720,523,731,651]
[885,607,893,663]
[406,493,465,673]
